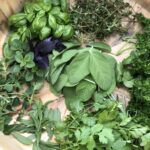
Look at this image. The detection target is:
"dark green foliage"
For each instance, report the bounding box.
[122,14,150,127]
[70,0,132,40]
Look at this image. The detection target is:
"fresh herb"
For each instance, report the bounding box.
[29,37,66,69]
[8,0,74,41]
[49,42,117,112]
[55,97,150,150]
[70,0,132,41]
[121,14,150,127]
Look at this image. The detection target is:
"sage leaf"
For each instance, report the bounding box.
[76,80,96,102]
[51,64,65,84]
[54,50,78,67]
[63,87,83,112]
[89,51,113,90]
[87,42,111,52]
[67,52,90,84]
[54,74,68,92]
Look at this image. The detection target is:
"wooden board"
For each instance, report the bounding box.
[0,0,150,149]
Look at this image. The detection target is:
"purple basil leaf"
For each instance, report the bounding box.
[54,39,66,51]
[35,37,55,55]
[34,55,49,69]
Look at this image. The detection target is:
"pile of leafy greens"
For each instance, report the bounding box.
[55,97,150,150]
[49,42,117,112]
[121,14,150,127]
[0,0,150,150]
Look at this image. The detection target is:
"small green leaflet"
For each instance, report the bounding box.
[12,132,33,145]
[98,128,114,144]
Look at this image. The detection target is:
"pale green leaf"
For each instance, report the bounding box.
[87,135,96,150]
[88,42,111,52]
[54,50,78,67]
[12,132,33,145]
[54,74,68,92]
[91,124,103,135]
[89,51,113,90]
[67,52,90,84]
[76,80,96,102]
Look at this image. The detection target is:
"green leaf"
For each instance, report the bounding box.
[54,50,78,67]
[76,80,96,102]
[33,142,41,150]
[15,51,23,63]
[51,64,65,85]
[130,126,148,138]
[87,42,111,52]
[98,128,114,144]
[67,52,90,84]
[3,44,13,59]
[63,42,80,50]
[48,108,61,122]
[112,139,127,150]
[87,135,96,150]
[91,124,103,135]
[54,74,68,92]
[12,132,33,145]
[25,72,34,81]
[26,61,35,68]
[24,52,34,62]
[141,133,150,150]
[75,130,81,141]
[4,84,13,92]
[63,87,84,112]
[80,127,91,144]
[89,51,113,90]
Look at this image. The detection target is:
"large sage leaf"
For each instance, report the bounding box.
[67,52,90,84]
[89,51,113,90]
[50,64,65,84]
[76,80,96,102]
[54,50,78,67]
[54,74,68,92]
[63,87,83,112]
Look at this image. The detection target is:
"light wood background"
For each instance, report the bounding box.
[0,0,150,150]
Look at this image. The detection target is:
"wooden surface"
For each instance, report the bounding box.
[0,0,150,150]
